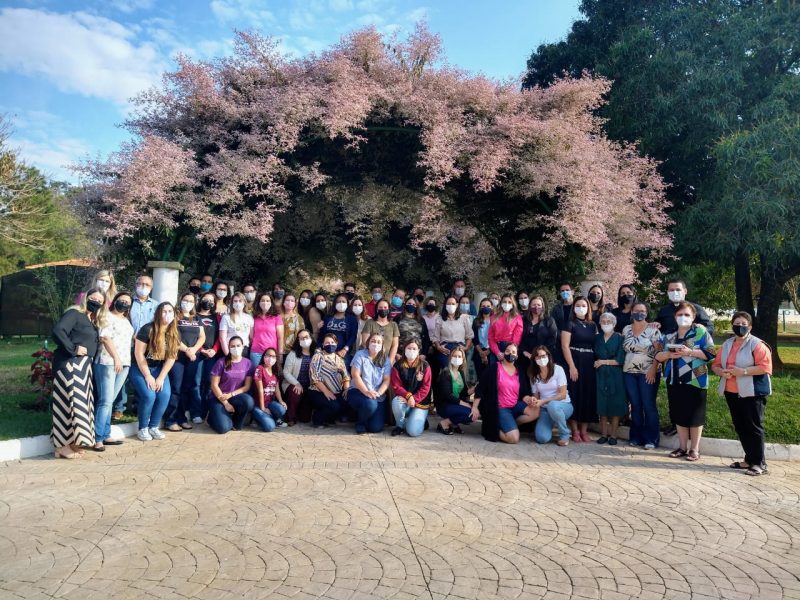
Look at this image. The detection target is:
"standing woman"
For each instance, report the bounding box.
[435,346,475,435]
[349,295,370,351]
[281,292,303,357]
[348,333,393,434]
[318,293,359,368]
[194,292,220,423]
[390,339,432,437]
[362,299,400,364]
[471,298,494,383]
[587,284,611,322]
[93,292,134,451]
[219,292,254,357]
[298,289,314,330]
[164,293,205,432]
[51,288,106,458]
[250,293,284,367]
[593,312,626,445]
[712,312,772,476]
[308,292,329,335]
[213,282,230,320]
[308,333,350,428]
[489,294,523,364]
[519,295,558,374]
[612,285,637,333]
[282,329,316,425]
[396,297,431,357]
[81,269,117,307]
[431,296,474,369]
[561,295,598,443]
[655,302,715,462]
[131,302,180,441]
[207,336,255,434]
[622,301,661,449]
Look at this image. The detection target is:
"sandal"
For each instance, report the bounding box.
[745,466,766,476]
[54,448,80,459]
[452,425,464,434]
[180,423,193,430]
[557,439,569,447]
[686,450,700,462]
[730,461,750,470]
[669,448,688,458]
[436,423,454,436]
[166,424,182,432]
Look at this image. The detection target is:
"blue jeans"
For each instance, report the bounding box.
[195,353,217,419]
[309,390,344,426]
[348,388,385,433]
[498,399,528,433]
[130,364,171,430]
[94,363,129,442]
[624,373,660,447]
[391,396,428,437]
[208,393,254,434]
[250,351,264,372]
[252,401,287,432]
[535,400,574,443]
[438,403,473,426]
[164,357,199,426]
[112,381,128,413]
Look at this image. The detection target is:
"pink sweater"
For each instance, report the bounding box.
[488,314,523,355]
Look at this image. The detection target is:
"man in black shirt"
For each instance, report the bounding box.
[656,279,714,335]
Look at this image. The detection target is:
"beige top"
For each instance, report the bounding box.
[432,314,474,344]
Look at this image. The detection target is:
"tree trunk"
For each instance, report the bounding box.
[752,259,785,368]
[734,248,755,315]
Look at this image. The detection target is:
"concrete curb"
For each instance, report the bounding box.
[588,423,800,461]
[0,422,139,462]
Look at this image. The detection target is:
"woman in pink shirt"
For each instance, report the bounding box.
[250,293,284,369]
[489,294,523,364]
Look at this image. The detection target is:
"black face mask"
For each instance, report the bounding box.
[114,300,130,313]
[426,303,436,312]
[405,304,417,314]
[588,292,601,303]
[199,300,214,311]
[733,324,750,337]
[377,308,389,318]
[621,294,635,305]
[273,290,285,299]
[345,291,355,301]
[189,285,201,294]
[415,294,424,303]
[504,353,517,363]
[86,299,103,313]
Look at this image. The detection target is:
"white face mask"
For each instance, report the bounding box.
[136,285,150,298]
[316,301,327,311]
[574,306,588,318]
[405,348,419,361]
[535,357,549,367]
[335,302,348,313]
[162,313,174,325]
[490,298,499,307]
[501,302,513,312]
[351,305,364,316]
[445,304,457,315]
[229,346,243,357]
[216,290,228,299]
[668,290,685,303]
[299,338,312,349]
[264,356,276,366]
[259,302,271,312]
[369,343,382,353]
[244,292,256,302]
[450,357,463,367]
[519,298,529,309]
[299,297,311,307]
[454,287,465,297]
[601,323,614,334]
[676,315,693,328]
[96,280,110,292]
[460,303,470,313]
[232,302,244,312]
[180,301,194,313]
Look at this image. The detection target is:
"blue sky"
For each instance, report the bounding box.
[0,0,580,182]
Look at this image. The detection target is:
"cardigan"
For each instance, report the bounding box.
[475,362,527,442]
[435,369,471,414]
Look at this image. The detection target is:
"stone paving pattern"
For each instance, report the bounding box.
[1,422,799,600]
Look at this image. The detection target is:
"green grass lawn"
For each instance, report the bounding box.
[2,337,799,444]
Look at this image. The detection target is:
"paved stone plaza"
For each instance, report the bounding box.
[1,423,799,600]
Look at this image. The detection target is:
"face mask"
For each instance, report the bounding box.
[530,306,542,315]
[316,301,327,311]
[299,297,311,307]
[445,304,457,315]
[733,324,750,337]
[323,343,337,354]
[216,290,227,299]
[199,299,214,311]
[490,298,499,307]
[415,294,424,303]
[518,298,529,309]
[200,282,213,292]
[589,292,601,303]
[345,291,355,301]
[336,302,348,313]
[284,299,296,310]
[668,290,685,303]
[163,313,175,325]
[372,292,382,302]
[450,357,463,367]
[454,287,465,297]
[621,294,635,305]
[232,302,244,312]
[560,290,572,302]
[264,356,276,366]
[405,304,417,314]
[426,303,436,312]
[504,353,517,363]
[675,315,693,328]
[299,338,312,349]
[632,312,647,322]
[136,285,150,298]
[601,323,614,334]
[229,346,243,357]
[244,292,256,303]
[535,357,549,367]
[189,285,201,294]
[273,290,285,300]
[86,299,103,313]
[480,306,492,315]
[113,300,130,312]
[260,302,272,312]
[369,343,382,353]
[180,301,194,313]
[574,306,588,318]
[377,308,389,318]
[96,280,110,292]
[460,303,470,312]
[501,302,513,312]
[405,348,419,361]
[391,296,403,308]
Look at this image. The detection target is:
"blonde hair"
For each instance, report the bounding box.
[447,345,468,379]
[70,288,109,329]
[92,269,117,304]
[147,302,180,361]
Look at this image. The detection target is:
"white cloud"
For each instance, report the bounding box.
[407,7,428,22]
[210,0,275,29]
[0,8,166,105]
[329,0,354,11]
[12,136,91,183]
[108,0,156,13]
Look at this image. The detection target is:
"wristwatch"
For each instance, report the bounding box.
[743,368,748,375]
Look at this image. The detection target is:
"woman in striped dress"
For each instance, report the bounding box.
[51,288,107,459]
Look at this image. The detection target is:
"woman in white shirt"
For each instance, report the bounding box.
[219,292,254,356]
[523,345,573,446]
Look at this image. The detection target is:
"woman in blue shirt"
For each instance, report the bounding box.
[471,298,494,382]
[318,293,359,369]
[348,333,392,434]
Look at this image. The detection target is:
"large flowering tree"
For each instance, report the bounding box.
[77,25,671,291]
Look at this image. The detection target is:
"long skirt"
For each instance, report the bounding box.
[52,356,95,448]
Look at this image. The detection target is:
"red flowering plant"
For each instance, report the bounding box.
[29,342,55,411]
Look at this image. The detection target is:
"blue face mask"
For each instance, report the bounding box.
[632,312,647,322]
[560,290,572,301]
[391,296,403,308]
[480,306,492,315]
[405,304,416,314]
[200,282,212,292]
[323,344,337,354]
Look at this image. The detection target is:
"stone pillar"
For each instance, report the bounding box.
[147,261,185,306]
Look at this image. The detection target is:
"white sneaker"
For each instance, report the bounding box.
[137,428,152,441]
[149,427,165,440]
[644,443,655,450]
[276,419,288,428]
[192,416,203,424]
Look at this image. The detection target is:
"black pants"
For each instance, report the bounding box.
[725,392,767,468]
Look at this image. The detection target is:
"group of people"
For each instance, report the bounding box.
[49,272,772,476]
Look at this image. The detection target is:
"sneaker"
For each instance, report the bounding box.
[192,416,203,424]
[275,419,288,428]
[628,440,639,447]
[644,443,655,450]
[137,428,152,441]
[391,426,403,437]
[596,436,608,444]
[148,427,165,440]
[608,437,618,446]
[112,411,123,420]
